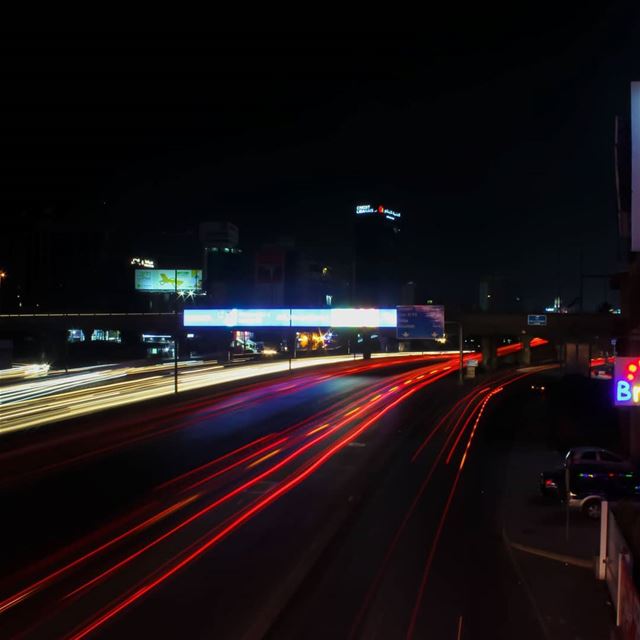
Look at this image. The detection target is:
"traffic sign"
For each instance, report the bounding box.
[527,314,547,326]
[396,305,445,340]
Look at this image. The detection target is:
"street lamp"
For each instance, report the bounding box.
[0,270,6,314]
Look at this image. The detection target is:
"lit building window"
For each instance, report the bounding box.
[91,329,122,343]
[67,329,85,343]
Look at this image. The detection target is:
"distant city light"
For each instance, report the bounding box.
[91,329,122,343]
[67,329,85,343]
[142,334,172,343]
[130,257,155,268]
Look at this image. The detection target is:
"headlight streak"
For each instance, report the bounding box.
[0,354,436,435]
[0,357,435,487]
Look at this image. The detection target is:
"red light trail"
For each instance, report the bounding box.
[0,343,551,638]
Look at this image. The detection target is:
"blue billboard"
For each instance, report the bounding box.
[396,305,445,339]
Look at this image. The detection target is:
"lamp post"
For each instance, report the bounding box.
[0,270,6,314]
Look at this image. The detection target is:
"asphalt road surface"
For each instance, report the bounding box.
[0,355,558,639]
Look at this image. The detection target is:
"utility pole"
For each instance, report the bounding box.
[288,311,292,373]
[579,246,584,313]
[445,321,464,385]
[458,322,464,385]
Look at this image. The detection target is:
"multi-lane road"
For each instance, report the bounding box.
[0,353,456,435]
[0,351,553,638]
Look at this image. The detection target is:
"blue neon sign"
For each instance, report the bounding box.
[614,356,640,407]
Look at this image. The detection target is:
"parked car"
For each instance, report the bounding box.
[540,450,640,519]
[564,447,633,472]
[541,447,632,495]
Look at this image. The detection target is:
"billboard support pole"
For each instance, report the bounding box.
[289,312,293,373]
[458,323,464,385]
[445,321,464,385]
[174,269,178,394]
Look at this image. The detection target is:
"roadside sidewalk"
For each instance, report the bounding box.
[501,437,616,638]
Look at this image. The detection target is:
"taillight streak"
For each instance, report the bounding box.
[0,358,456,629]
[68,376,447,640]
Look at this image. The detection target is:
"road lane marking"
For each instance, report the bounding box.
[506,539,593,569]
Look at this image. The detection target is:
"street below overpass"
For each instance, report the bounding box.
[0,351,579,639]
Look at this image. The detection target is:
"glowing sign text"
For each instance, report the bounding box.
[614,357,640,407]
[355,204,402,219]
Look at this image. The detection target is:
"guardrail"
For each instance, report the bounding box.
[599,501,640,636]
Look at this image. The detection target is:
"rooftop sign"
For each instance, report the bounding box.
[355,204,401,221]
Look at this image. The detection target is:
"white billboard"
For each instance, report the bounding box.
[135,269,202,292]
[632,82,640,251]
[183,308,398,328]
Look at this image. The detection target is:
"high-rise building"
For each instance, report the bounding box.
[352,204,403,306]
[199,222,249,305]
[478,275,523,312]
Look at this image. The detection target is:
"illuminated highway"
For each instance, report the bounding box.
[0,343,552,639]
[0,353,459,435]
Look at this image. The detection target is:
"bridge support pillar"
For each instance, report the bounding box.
[518,334,532,366]
[481,336,497,371]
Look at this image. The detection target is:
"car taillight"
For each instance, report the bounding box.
[545,479,557,488]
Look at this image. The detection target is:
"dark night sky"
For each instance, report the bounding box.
[2,15,640,309]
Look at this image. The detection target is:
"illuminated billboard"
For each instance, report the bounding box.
[355,204,401,222]
[184,308,398,328]
[290,308,397,328]
[135,269,202,292]
[184,309,290,327]
[329,308,396,327]
[614,357,640,406]
[633,83,640,251]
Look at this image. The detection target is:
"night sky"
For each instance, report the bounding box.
[2,16,640,309]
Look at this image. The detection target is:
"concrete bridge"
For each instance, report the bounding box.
[0,310,625,369]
